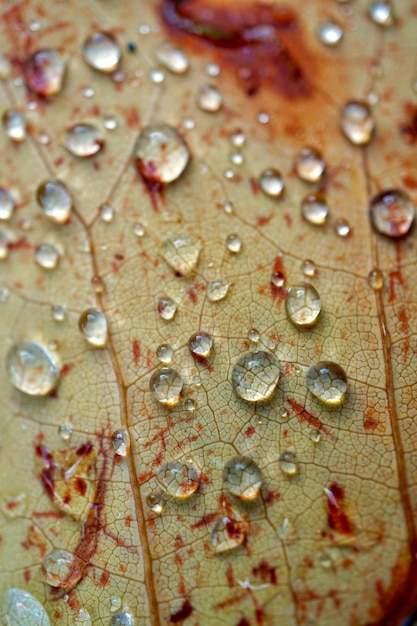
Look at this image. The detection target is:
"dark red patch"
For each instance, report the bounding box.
[325,483,353,535]
[99,570,110,586]
[188,287,198,304]
[236,619,250,626]
[9,236,31,251]
[76,441,93,457]
[132,339,141,366]
[60,363,74,378]
[400,103,417,144]
[252,560,277,585]
[190,511,218,529]
[35,444,55,500]
[170,599,194,623]
[244,425,256,438]
[226,563,235,587]
[75,478,87,497]
[23,569,31,583]
[286,397,337,441]
[256,213,273,227]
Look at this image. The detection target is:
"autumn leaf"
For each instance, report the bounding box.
[0,0,417,625]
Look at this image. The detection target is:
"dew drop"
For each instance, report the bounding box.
[229,151,244,166]
[104,116,117,130]
[258,111,270,124]
[40,549,75,588]
[6,339,60,396]
[135,123,190,184]
[279,450,299,477]
[82,86,95,100]
[0,287,10,303]
[259,168,285,197]
[318,551,333,569]
[310,428,322,443]
[63,123,104,157]
[149,68,165,84]
[182,116,195,130]
[317,21,344,46]
[271,271,285,288]
[150,367,183,406]
[52,304,66,322]
[306,361,348,406]
[295,147,326,182]
[91,274,104,294]
[340,101,375,145]
[206,62,220,77]
[83,32,121,72]
[35,243,60,270]
[301,259,316,277]
[2,109,26,141]
[156,461,200,499]
[0,188,16,220]
[285,283,321,328]
[223,200,234,214]
[78,307,108,348]
[301,192,329,226]
[157,296,177,320]
[369,1,393,26]
[226,233,242,254]
[132,222,145,238]
[231,350,280,403]
[188,331,213,358]
[207,278,230,302]
[0,54,11,80]
[156,343,173,364]
[229,130,246,147]
[162,233,201,276]
[211,510,248,553]
[185,398,196,412]
[147,492,166,515]
[0,588,51,625]
[155,42,189,74]
[0,229,13,260]
[223,455,263,501]
[334,218,351,237]
[111,612,134,626]
[112,428,130,457]
[248,328,260,343]
[369,189,415,238]
[100,203,115,223]
[59,423,72,441]
[197,84,223,112]
[368,268,384,290]
[24,48,66,96]
[37,179,72,224]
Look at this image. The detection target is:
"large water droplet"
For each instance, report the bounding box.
[63,123,104,157]
[295,148,326,182]
[231,350,280,403]
[197,84,223,112]
[35,243,60,270]
[155,42,189,74]
[301,192,329,225]
[150,367,183,406]
[211,510,248,553]
[207,278,230,302]
[83,32,121,72]
[6,339,60,396]
[2,109,26,141]
[279,450,299,477]
[156,343,173,364]
[369,1,393,26]
[317,21,343,46]
[78,307,108,348]
[259,168,285,197]
[40,549,75,588]
[188,331,213,358]
[162,233,201,276]
[37,179,72,224]
[0,188,16,220]
[157,296,177,320]
[0,588,50,625]
[156,461,200,499]
[111,612,134,626]
[223,456,263,501]
[367,268,384,290]
[24,48,66,96]
[135,123,190,184]
[226,233,242,254]
[112,429,130,457]
[369,189,415,238]
[340,101,375,145]
[306,361,348,406]
[285,283,321,328]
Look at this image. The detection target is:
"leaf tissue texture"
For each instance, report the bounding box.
[0,0,416,624]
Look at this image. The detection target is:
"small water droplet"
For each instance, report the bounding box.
[229,151,244,166]
[369,1,393,26]
[78,307,108,348]
[226,233,242,254]
[301,192,329,226]
[258,111,270,124]
[135,123,190,184]
[37,179,72,224]
[197,84,223,112]
[295,147,326,182]
[91,274,104,294]
[2,109,26,141]
[188,331,213,358]
[100,203,115,223]
[231,350,280,403]
[157,296,177,321]
[310,428,322,443]
[0,229,13,260]
[317,21,343,46]
[83,32,122,72]
[150,367,183,406]
[367,268,384,290]
[0,287,10,303]
[317,551,333,569]
[63,123,104,157]
[334,218,351,237]
[149,68,165,84]
[340,101,375,145]
[248,328,260,343]
[0,588,51,625]
[207,278,230,302]
[147,492,166,515]
[6,339,60,396]
[369,188,415,238]
[24,48,66,96]
[285,283,321,328]
[52,304,66,322]
[279,450,299,477]
[0,188,16,220]
[37,130,51,145]
[132,222,145,238]
[211,510,248,553]
[82,85,95,98]
[223,200,234,214]
[301,259,316,277]
[35,243,60,269]
[111,612,134,626]
[156,461,200,499]
[156,343,173,364]
[162,233,201,276]
[40,549,75,587]
[229,130,246,147]
[182,116,195,130]
[185,398,196,411]
[104,116,118,130]
[271,271,285,288]
[155,42,189,74]
[223,455,263,501]
[112,428,130,457]
[206,62,220,77]
[59,423,72,441]
[306,361,348,406]
[259,168,285,197]
[0,54,11,80]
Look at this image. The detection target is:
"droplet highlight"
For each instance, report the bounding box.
[285,283,321,328]
[369,1,393,26]
[306,361,348,406]
[231,350,280,403]
[317,21,343,46]
[367,268,384,290]
[226,233,242,254]
[6,339,60,396]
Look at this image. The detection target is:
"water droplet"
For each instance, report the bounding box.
[91,274,104,294]
[149,68,165,84]
[59,423,72,441]
[182,116,195,130]
[63,123,104,157]
[73,608,92,625]
[318,551,333,569]
[78,308,108,348]
[158,296,177,320]
[369,1,393,26]
[132,222,145,238]
[206,62,220,77]
[285,283,321,328]
[301,259,316,277]
[0,54,11,80]
[156,343,173,364]
[135,123,190,184]
[40,549,75,588]
[248,328,260,343]
[162,233,201,276]
[223,200,234,214]
[211,510,248,553]
[207,278,230,302]
[104,115,117,130]
[229,151,244,166]
[301,192,329,226]
[223,456,263,501]
[155,42,189,74]
[306,361,348,406]
[36,179,72,224]
[259,168,285,197]
[340,101,375,145]
[147,492,166,515]
[0,229,13,260]
[35,243,60,270]
[231,350,280,403]
[2,109,26,141]
[188,331,213,358]
[0,588,51,625]
[111,612,134,626]
[271,271,285,288]
[317,21,343,46]
[100,203,115,223]
[295,147,326,182]
[37,130,51,145]
[226,233,242,254]
[334,218,351,237]
[185,398,196,411]
[197,84,223,112]
[0,188,16,220]
[0,287,10,303]
[369,188,415,238]
[150,367,183,406]
[229,130,246,147]
[367,268,384,290]
[82,85,95,98]
[52,304,66,322]
[83,32,121,72]
[24,48,66,96]
[112,429,130,457]
[258,111,270,124]
[279,450,299,477]
[310,428,322,443]
[6,339,60,396]
[156,461,200,499]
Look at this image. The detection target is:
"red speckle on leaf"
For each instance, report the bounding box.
[132,339,141,366]
[244,425,256,438]
[23,569,31,583]
[170,599,194,623]
[98,570,110,587]
[256,213,273,228]
[60,363,74,378]
[76,441,93,457]
[286,397,337,441]
[325,483,354,535]
[249,177,259,195]
[9,236,31,251]
[190,511,218,529]
[400,103,417,144]
[236,620,250,626]
[252,560,278,585]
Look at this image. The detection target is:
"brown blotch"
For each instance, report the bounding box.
[400,103,417,144]
[325,483,353,535]
[132,339,141,366]
[170,599,194,623]
[252,560,277,585]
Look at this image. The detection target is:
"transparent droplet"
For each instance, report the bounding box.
[52,304,66,322]
[279,450,299,477]
[271,271,285,288]
[112,428,130,457]
[147,492,166,515]
[0,54,11,80]
[149,68,165,84]
[162,233,201,276]
[231,350,280,403]
[59,423,72,441]
[73,608,92,625]
[259,168,285,197]
[310,428,322,443]
[35,243,60,269]
[132,222,145,238]
[295,147,326,182]
[24,48,66,96]
[135,123,190,184]
[82,85,95,98]
[2,109,26,141]
[185,398,196,411]
[40,549,75,588]
[206,62,220,77]
[111,612,134,626]
[367,268,384,290]
[223,455,263,501]
[211,510,248,553]
[248,328,260,343]
[317,21,343,46]
[369,189,415,238]
[0,287,10,303]
[37,130,51,145]
[0,188,16,220]
[301,192,329,226]
[224,168,236,181]
[229,130,246,147]
[182,116,195,130]
[197,84,223,112]
[156,343,173,364]
[157,296,177,320]
[301,259,316,277]
[229,151,244,166]
[334,218,351,237]
[78,307,108,348]
[156,461,200,499]
[83,32,121,72]
[306,361,348,406]
[188,331,213,358]
[0,588,51,625]
[37,179,72,224]
[0,229,13,260]
[100,203,115,223]
[63,123,104,157]
[150,367,183,406]
[91,274,104,294]
[340,101,375,146]
[285,283,321,328]
[223,200,234,214]
[369,1,393,26]
[6,339,60,396]
[155,42,189,74]
[226,233,242,254]
[318,551,333,569]
[207,278,229,302]
[258,111,270,124]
